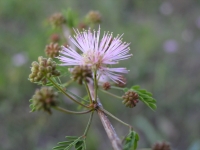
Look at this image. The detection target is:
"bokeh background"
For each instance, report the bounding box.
[1,0,200,150]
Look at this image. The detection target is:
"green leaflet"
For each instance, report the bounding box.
[123,131,139,150]
[53,136,86,150]
[124,85,157,111]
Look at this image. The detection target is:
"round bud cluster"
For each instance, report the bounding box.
[29,56,60,84]
[102,82,111,90]
[122,90,139,108]
[86,11,102,24]
[45,43,61,58]
[49,13,66,28]
[71,66,93,84]
[115,75,127,87]
[152,142,171,150]
[30,87,58,114]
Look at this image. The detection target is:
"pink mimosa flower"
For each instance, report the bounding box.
[57,27,132,83]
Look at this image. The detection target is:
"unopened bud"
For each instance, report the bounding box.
[45,43,61,58]
[122,90,139,108]
[86,11,102,24]
[72,66,93,84]
[30,87,58,114]
[50,34,60,43]
[49,13,66,28]
[102,82,111,90]
[28,56,60,84]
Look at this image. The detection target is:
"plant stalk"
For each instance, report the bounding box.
[47,77,89,108]
[88,81,123,150]
[84,111,94,136]
[100,89,122,100]
[54,106,92,115]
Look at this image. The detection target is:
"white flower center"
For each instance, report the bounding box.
[82,50,104,69]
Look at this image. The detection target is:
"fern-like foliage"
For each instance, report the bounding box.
[123,131,139,150]
[124,85,157,111]
[53,136,86,150]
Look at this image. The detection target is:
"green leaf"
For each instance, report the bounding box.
[123,131,139,150]
[56,65,70,77]
[127,85,157,111]
[53,136,86,150]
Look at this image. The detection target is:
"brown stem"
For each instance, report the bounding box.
[88,81,122,150]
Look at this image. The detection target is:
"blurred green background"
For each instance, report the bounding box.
[1,0,200,150]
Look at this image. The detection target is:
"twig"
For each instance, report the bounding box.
[88,81,123,150]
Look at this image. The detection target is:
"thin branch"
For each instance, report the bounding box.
[54,106,93,115]
[99,107,132,129]
[100,89,122,100]
[84,111,94,136]
[84,81,93,104]
[47,77,89,108]
[88,81,123,150]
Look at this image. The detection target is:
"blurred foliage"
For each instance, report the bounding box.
[1,0,200,150]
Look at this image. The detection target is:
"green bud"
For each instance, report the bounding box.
[29,78,34,82]
[38,56,43,62]
[29,73,35,79]
[52,64,56,70]
[31,67,37,73]
[37,72,43,78]
[39,61,45,66]
[39,66,45,72]
[47,58,52,65]
[29,87,58,114]
[34,77,39,82]
[42,58,47,63]
[31,61,39,68]
[47,66,52,72]
[46,73,52,78]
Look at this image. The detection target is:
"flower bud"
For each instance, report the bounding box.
[30,87,58,114]
[72,66,93,84]
[31,67,38,73]
[102,82,111,90]
[45,43,61,58]
[46,66,52,72]
[28,56,60,84]
[31,61,39,68]
[48,13,66,28]
[122,90,139,108]
[86,11,102,24]
[50,34,60,43]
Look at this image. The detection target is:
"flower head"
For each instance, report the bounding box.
[57,27,132,83]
